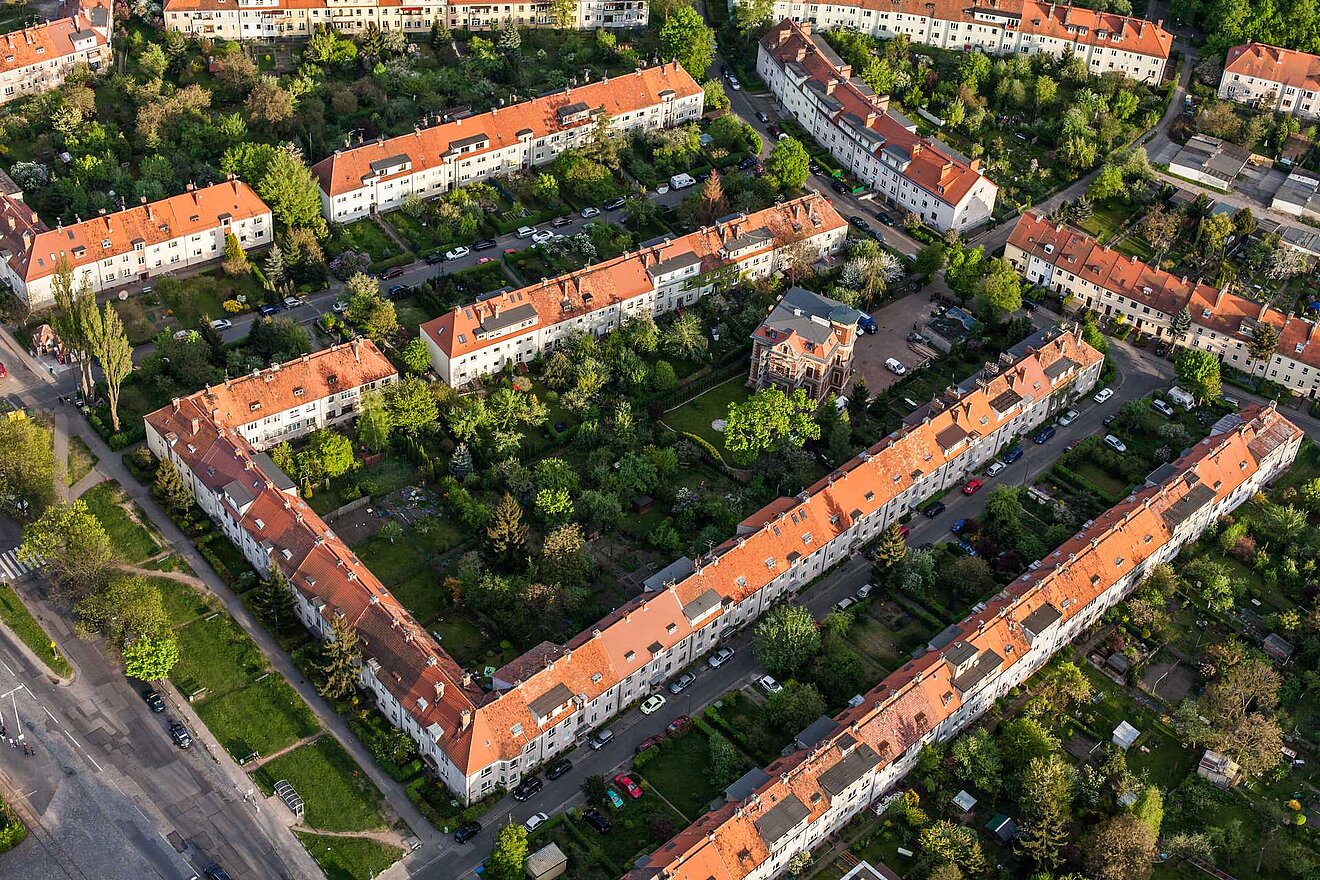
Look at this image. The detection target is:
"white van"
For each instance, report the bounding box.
[670,173,697,190]
[885,358,908,376]
[1167,386,1196,410]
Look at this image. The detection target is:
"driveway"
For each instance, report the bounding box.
[853,289,938,393]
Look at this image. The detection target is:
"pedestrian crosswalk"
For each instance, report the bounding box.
[0,548,39,582]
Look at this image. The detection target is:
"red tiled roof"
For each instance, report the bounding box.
[633,403,1300,880]
[313,63,702,198]
[761,20,993,208]
[0,12,107,76]
[1224,42,1320,91]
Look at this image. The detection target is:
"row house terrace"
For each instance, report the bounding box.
[421,194,849,387]
[435,324,1101,803]
[0,179,271,308]
[312,63,701,222]
[0,4,111,106]
[448,0,649,30]
[751,0,1170,84]
[1219,42,1320,120]
[628,402,1302,880]
[1006,211,1320,398]
[758,18,998,233]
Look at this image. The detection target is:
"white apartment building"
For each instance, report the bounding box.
[421,195,850,387]
[748,0,1171,84]
[759,19,998,232]
[0,179,272,308]
[629,401,1302,880]
[0,3,112,106]
[1219,42,1320,120]
[313,63,701,222]
[163,0,647,39]
[1006,212,1320,399]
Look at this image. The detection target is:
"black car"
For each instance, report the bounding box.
[513,776,544,801]
[202,865,233,880]
[258,304,281,317]
[454,821,482,843]
[553,421,567,433]
[831,180,851,195]
[546,757,572,780]
[875,210,895,225]
[474,238,498,250]
[425,252,446,264]
[142,688,165,713]
[1022,299,1038,313]
[168,720,192,749]
[755,111,769,123]
[387,284,408,297]
[849,216,875,237]
[583,808,612,833]
[739,156,759,171]
[1155,343,1171,357]
[922,501,947,518]
[603,197,627,211]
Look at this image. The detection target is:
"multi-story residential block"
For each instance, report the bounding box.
[630,401,1302,880]
[748,0,1171,84]
[163,0,647,39]
[1219,42,1320,119]
[147,326,1102,807]
[421,194,850,386]
[0,179,272,308]
[759,19,998,233]
[748,285,859,403]
[313,63,699,221]
[0,2,112,106]
[1006,211,1320,398]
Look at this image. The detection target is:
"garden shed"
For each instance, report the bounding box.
[1112,720,1140,751]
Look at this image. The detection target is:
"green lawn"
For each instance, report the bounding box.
[80,481,161,563]
[65,436,98,487]
[294,832,403,880]
[1076,664,1197,789]
[326,219,412,270]
[381,210,452,255]
[661,379,752,455]
[0,584,72,677]
[432,615,515,670]
[308,457,419,516]
[636,728,736,819]
[171,613,268,698]
[562,797,687,872]
[156,272,266,329]
[1069,460,1130,499]
[151,574,215,628]
[195,673,319,761]
[355,533,446,623]
[254,737,388,832]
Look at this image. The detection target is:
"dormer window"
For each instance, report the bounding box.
[293,387,305,396]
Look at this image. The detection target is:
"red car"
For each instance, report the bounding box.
[0,361,7,378]
[962,479,984,495]
[613,774,642,799]
[666,715,691,735]
[381,266,405,280]
[635,735,664,755]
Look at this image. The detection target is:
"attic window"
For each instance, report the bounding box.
[803,532,813,545]
[1202,309,1212,318]
[281,548,292,560]
[591,672,602,683]
[1043,243,1054,254]
[254,518,265,529]
[1090,575,1100,586]
[765,557,777,571]
[1144,534,1153,543]
[1297,343,1306,354]
[624,650,636,662]
[666,623,677,634]
[249,401,261,412]
[293,387,305,396]
[736,576,747,587]
[865,491,875,501]
[829,514,840,525]
[510,723,523,736]
[100,238,111,248]
[1115,557,1125,567]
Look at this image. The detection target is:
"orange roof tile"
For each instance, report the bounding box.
[0,12,107,77]
[1224,42,1320,91]
[313,64,702,198]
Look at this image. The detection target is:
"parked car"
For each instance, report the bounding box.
[425,252,446,264]
[381,266,405,280]
[636,735,665,754]
[605,787,625,809]
[727,75,741,91]
[1057,409,1079,427]
[516,225,537,238]
[603,197,627,211]
[445,246,470,260]
[453,821,482,843]
[258,304,281,316]
[580,207,601,219]
[857,314,877,334]
[331,300,348,313]
[1094,387,1115,403]
[1002,446,1024,463]
[640,694,667,715]
[668,672,697,694]
[758,675,783,694]
[388,284,408,297]
[525,812,549,832]
[473,238,498,250]
[707,646,735,668]
[168,720,192,749]
[1103,413,1118,426]
[923,501,947,518]
[613,774,643,799]
[0,362,7,379]
[885,357,908,375]
[1104,434,1128,452]
[1151,398,1176,417]
[1034,425,1057,444]
[962,478,984,495]
[986,460,1006,478]
[583,809,612,833]
[589,729,614,750]
[202,865,233,880]
[513,776,543,801]
[667,716,692,735]
[831,179,851,195]
[849,216,875,237]
[282,296,304,308]
[756,111,770,123]
[546,757,572,780]
[834,596,856,613]
[531,230,554,244]
[738,156,759,171]
[142,688,165,713]
[550,216,572,228]
[855,583,874,600]
[209,319,232,332]
[950,518,968,534]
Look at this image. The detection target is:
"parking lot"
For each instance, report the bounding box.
[852,287,939,394]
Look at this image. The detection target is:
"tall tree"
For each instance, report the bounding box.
[487,493,528,565]
[357,390,393,453]
[75,576,169,648]
[122,633,181,680]
[19,499,114,599]
[252,567,298,634]
[1017,754,1075,870]
[698,169,728,224]
[659,5,715,78]
[1247,321,1280,375]
[153,460,195,513]
[753,604,821,678]
[1174,348,1222,404]
[1170,305,1192,338]
[1085,814,1157,880]
[765,137,810,190]
[666,311,707,360]
[723,387,821,465]
[86,303,134,432]
[50,256,97,401]
[385,376,439,437]
[222,232,251,275]
[257,145,329,237]
[0,417,56,519]
[873,523,908,577]
[316,614,361,700]
[487,823,528,880]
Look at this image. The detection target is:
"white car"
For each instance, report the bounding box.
[580,207,601,218]
[282,296,305,308]
[758,675,783,694]
[640,694,667,715]
[516,225,536,238]
[531,230,554,244]
[1103,434,1128,452]
[525,812,549,832]
[986,460,1007,478]
[656,184,670,195]
[855,583,873,600]
[445,246,470,261]
[331,300,349,313]
[728,75,741,91]
[209,319,232,332]
[1151,398,1176,417]
[1058,409,1079,427]
[1094,387,1115,404]
[708,646,735,668]
[172,329,193,340]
